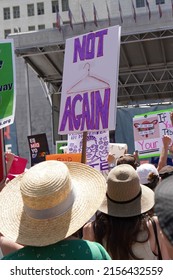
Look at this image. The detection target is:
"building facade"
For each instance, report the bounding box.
[0,0,172,38]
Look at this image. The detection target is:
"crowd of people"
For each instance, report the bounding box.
[0,114,173,260]
[0,144,173,260]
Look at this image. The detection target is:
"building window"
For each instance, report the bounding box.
[14,27,21,33]
[13,6,20,18]
[28,26,35,31]
[63,20,70,25]
[27,4,35,16]
[38,24,45,30]
[136,0,145,8]
[156,0,165,4]
[52,1,59,13]
[4,29,11,38]
[37,2,44,15]
[3,7,10,20]
[62,0,69,12]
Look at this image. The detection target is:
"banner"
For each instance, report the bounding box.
[27,133,50,166]
[133,109,173,158]
[0,39,16,129]
[58,26,121,134]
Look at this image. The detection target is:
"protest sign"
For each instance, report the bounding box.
[0,39,16,129]
[4,123,18,154]
[46,153,81,162]
[58,26,121,135]
[68,131,109,171]
[6,154,27,180]
[133,109,173,158]
[56,140,68,154]
[109,143,128,159]
[27,133,50,166]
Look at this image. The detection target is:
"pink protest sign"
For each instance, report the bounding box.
[133,109,173,158]
[7,155,27,180]
[58,26,121,135]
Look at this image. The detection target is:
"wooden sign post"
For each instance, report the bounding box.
[81,131,87,164]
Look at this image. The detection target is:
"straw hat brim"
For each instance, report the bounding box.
[0,162,106,246]
[99,184,155,217]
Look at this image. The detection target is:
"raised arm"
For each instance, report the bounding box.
[157,135,172,172]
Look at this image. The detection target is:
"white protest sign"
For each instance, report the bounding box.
[133,109,173,158]
[68,131,109,171]
[58,26,121,135]
[109,143,128,159]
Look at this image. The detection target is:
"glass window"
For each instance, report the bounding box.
[14,27,21,33]
[4,29,11,38]
[156,0,165,4]
[52,1,59,13]
[27,4,35,16]
[62,0,69,12]
[37,2,44,15]
[136,0,145,8]
[28,26,35,31]
[3,7,10,20]
[13,6,20,18]
[38,24,45,30]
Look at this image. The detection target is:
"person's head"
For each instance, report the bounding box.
[116,154,139,170]
[100,164,154,217]
[136,163,160,190]
[94,164,155,259]
[159,165,173,181]
[155,175,173,259]
[0,160,107,247]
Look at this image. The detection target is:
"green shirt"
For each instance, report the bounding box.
[2,239,111,260]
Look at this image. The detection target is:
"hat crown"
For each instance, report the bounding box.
[107,164,141,202]
[21,161,72,210]
[136,163,159,185]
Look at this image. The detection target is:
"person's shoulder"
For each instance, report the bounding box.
[84,240,111,260]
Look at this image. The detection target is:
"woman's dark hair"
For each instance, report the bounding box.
[93,212,149,260]
[145,172,160,190]
[116,154,139,170]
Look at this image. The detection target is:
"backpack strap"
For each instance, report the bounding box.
[149,217,162,260]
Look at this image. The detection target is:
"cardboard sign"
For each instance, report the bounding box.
[27,133,50,166]
[109,143,128,159]
[133,109,173,158]
[58,26,121,134]
[0,39,16,129]
[46,153,81,162]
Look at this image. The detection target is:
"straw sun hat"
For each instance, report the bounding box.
[0,160,107,246]
[99,164,155,217]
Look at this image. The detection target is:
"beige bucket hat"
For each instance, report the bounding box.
[0,160,107,246]
[99,164,155,217]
